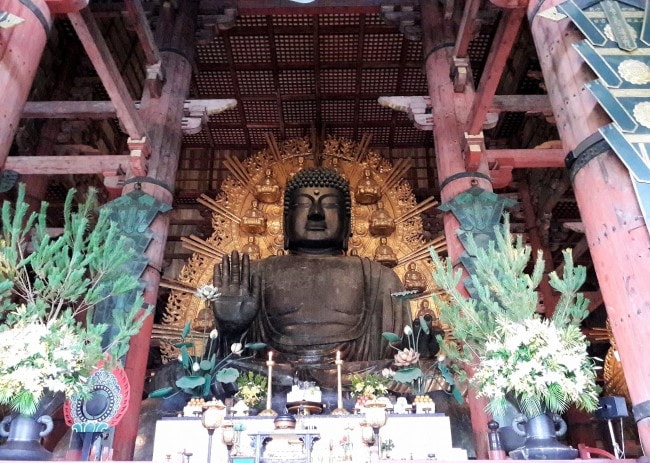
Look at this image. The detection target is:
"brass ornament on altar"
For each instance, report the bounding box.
[158,134,447,360]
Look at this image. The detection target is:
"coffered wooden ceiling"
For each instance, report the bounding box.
[9,0,583,275]
[76,0,550,155]
[187,10,434,149]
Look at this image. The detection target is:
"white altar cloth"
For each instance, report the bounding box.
[152,414,467,463]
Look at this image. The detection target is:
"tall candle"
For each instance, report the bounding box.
[335,351,343,409]
[266,351,274,410]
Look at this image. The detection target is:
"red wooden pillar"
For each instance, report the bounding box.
[0,0,88,170]
[111,2,197,459]
[0,0,52,168]
[529,0,650,450]
[421,0,493,458]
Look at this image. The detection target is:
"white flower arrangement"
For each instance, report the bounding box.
[235,371,267,408]
[429,215,601,420]
[472,317,600,418]
[349,372,389,400]
[0,185,152,416]
[0,310,103,415]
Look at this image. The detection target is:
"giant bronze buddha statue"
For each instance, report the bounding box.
[211,167,410,385]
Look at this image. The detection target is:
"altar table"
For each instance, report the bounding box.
[152,413,468,463]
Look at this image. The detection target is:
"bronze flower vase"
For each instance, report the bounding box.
[509,413,578,460]
[0,413,54,460]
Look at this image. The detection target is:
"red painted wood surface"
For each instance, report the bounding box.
[4,155,130,174]
[529,0,650,450]
[467,8,526,135]
[45,0,87,14]
[0,0,52,169]
[112,2,198,459]
[421,0,492,458]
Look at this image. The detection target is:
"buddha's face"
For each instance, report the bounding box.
[285,187,348,254]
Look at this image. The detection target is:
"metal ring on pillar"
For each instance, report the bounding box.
[18,0,51,35]
[439,171,491,192]
[565,131,611,182]
[528,0,549,23]
[123,176,174,195]
[633,400,650,423]
[423,42,455,64]
[159,47,191,63]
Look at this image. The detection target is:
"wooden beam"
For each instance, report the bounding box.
[22,100,118,119]
[486,148,566,168]
[453,0,481,58]
[22,99,237,120]
[5,155,130,175]
[124,0,160,66]
[467,8,526,135]
[68,7,146,139]
[0,0,52,170]
[202,0,418,14]
[379,95,554,132]
[491,94,552,113]
[584,290,604,312]
[45,0,88,14]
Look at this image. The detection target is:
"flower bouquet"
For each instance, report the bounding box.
[0,184,151,417]
[428,215,600,419]
[235,371,267,409]
[349,372,389,407]
[472,317,598,418]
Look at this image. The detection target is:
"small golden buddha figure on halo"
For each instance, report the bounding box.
[240,200,267,235]
[368,200,396,236]
[329,157,347,179]
[355,168,381,205]
[255,168,281,204]
[403,262,427,294]
[288,155,306,178]
[374,237,398,268]
[242,236,261,260]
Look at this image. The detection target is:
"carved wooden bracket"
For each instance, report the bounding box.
[181,99,238,135]
[464,132,485,171]
[452,57,470,93]
[464,132,515,188]
[380,96,498,132]
[377,96,433,131]
[103,167,126,200]
[489,162,514,189]
[146,62,165,98]
[127,136,150,176]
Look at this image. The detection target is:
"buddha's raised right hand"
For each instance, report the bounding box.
[212,250,261,337]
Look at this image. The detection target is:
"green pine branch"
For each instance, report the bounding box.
[429,214,590,374]
[0,183,152,358]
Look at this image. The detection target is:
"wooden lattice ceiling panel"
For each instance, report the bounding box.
[282,100,317,123]
[187,10,434,150]
[359,99,393,122]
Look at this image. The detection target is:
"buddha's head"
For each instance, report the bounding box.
[283,167,351,254]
